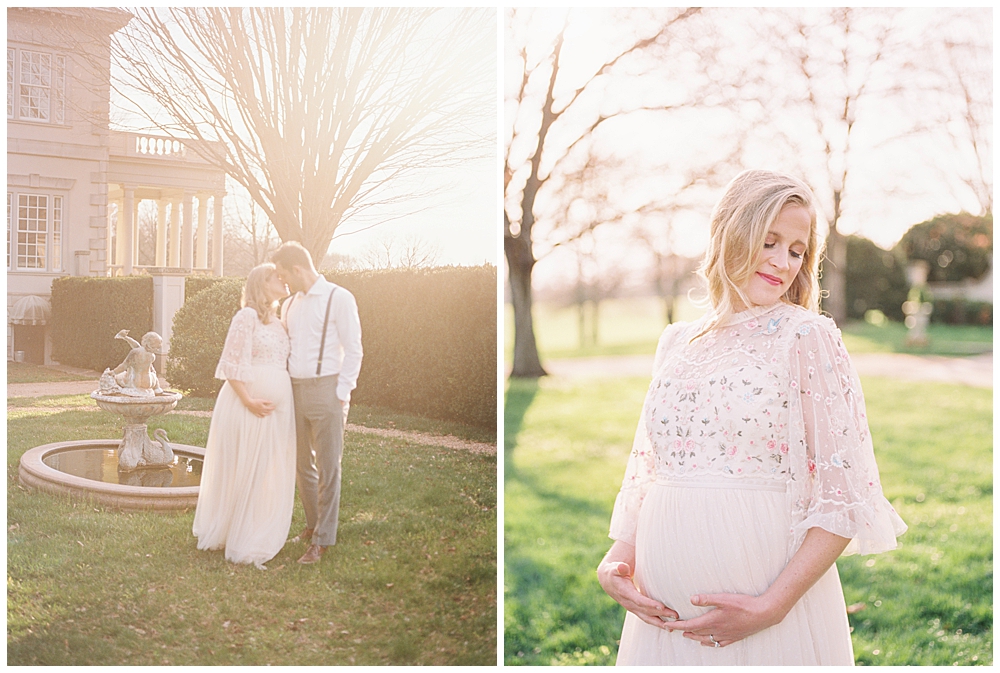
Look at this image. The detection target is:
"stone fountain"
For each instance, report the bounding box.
[19,329,205,510]
[91,330,182,471]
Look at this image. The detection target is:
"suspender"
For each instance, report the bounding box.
[283,285,338,377]
[316,286,337,376]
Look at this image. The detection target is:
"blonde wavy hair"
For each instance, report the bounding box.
[242,263,278,324]
[694,170,820,338]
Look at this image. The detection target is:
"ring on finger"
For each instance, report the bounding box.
[709,634,720,648]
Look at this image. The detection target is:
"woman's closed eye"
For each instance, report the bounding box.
[764,241,804,260]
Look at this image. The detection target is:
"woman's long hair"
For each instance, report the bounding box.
[242,263,278,324]
[694,170,821,338]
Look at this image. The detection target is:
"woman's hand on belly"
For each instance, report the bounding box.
[667,593,780,647]
[598,540,679,629]
[668,528,852,647]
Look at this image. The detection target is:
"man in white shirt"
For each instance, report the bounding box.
[273,241,363,565]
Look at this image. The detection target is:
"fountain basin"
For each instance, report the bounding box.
[91,389,182,420]
[19,440,206,511]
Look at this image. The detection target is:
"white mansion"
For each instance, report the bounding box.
[7,7,225,364]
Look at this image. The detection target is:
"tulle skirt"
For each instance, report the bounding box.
[192,364,296,568]
[617,479,854,665]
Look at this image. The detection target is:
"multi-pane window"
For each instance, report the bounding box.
[6,193,11,269]
[8,48,65,124]
[7,49,13,118]
[7,191,63,272]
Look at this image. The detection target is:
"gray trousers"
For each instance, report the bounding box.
[291,375,347,547]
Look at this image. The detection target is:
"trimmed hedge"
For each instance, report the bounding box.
[50,276,154,371]
[165,265,497,429]
[337,265,497,429]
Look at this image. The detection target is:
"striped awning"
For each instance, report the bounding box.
[9,295,51,325]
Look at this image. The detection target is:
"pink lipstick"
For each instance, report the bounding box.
[757,272,782,286]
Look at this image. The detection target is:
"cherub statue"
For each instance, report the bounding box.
[104,330,163,397]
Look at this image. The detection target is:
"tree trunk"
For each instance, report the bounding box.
[591,300,600,346]
[505,232,546,378]
[822,189,848,325]
[822,228,848,324]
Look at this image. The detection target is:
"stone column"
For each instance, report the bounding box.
[196,194,208,269]
[151,270,187,378]
[113,198,124,273]
[181,190,194,269]
[132,197,141,267]
[122,186,135,276]
[155,199,166,267]
[168,198,181,267]
[212,192,225,276]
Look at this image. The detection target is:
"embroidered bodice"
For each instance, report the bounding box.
[609,302,906,557]
[215,307,290,381]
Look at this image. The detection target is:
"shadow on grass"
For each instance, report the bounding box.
[504,377,624,665]
[504,378,539,480]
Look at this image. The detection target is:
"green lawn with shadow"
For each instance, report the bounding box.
[503,375,992,665]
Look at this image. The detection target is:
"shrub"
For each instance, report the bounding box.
[895,212,992,283]
[50,276,154,371]
[166,278,244,396]
[843,235,909,322]
[184,275,231,301]
[166,265,497,429]
[929,298,993,326]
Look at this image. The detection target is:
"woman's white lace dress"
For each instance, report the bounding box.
[192,307,296,568]
[610,302,907,665]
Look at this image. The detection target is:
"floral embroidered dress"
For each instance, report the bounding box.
[609,302,906,666]
[192,307,296,569]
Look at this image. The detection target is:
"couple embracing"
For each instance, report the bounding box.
[191,241,363,569]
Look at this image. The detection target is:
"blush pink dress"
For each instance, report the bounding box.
[609,302,907,665]
[192,307,296,569]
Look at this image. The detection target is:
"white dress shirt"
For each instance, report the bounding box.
[282,276,363,403]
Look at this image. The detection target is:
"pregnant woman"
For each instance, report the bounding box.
[597,170,907,665]
[192,263,296,569]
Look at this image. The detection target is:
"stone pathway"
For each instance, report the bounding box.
[539,351,993,388]
[7,366,496,456]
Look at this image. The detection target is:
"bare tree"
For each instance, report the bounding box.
[111,8,494,264]
[361,233,440,270]
[926,13,992,215]
[755,8,901,324]
[221,196,280,276]
[505,7,704,378]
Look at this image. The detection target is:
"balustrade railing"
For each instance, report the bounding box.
[108,131,215,165]
[134,134,186,158]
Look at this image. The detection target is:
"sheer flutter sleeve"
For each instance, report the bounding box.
[215,307,257,382]
[786,315,907,556]
[609,321,688,545]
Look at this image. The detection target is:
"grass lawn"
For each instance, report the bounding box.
[840,320,994,356]
[7,362,99,384]
[505,297,992,361]
[504,375,992,666]
[7,397,497,665]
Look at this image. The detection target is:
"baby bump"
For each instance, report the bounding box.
[633,481,791,620]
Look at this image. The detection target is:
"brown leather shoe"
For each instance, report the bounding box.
[297,543,325,565]
[290,527,314,543]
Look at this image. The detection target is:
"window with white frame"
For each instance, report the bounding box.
[7,191,63,272]
[7,47,65,124]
